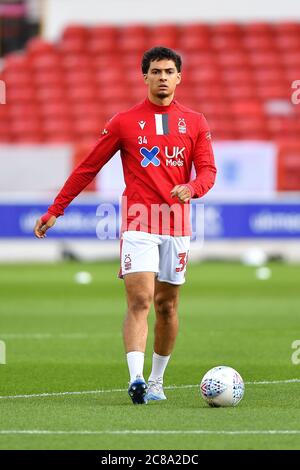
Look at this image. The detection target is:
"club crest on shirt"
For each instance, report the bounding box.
[178,118,186,134]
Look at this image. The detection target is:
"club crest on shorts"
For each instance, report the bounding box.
[124,254,132,271]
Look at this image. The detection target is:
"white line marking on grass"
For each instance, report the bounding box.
[0,430,300,436]
[0,378,299,400]
[0,333,116,340]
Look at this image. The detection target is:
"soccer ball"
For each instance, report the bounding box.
[200,366,244,407]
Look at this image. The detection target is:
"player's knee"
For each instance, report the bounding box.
[155,295,177,319]
[128,292,152,315]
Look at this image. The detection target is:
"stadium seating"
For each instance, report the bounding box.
[1,22,299,143]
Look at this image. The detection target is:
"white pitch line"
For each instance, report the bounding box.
[0,429,300,436]
[0,379,299,400]
[0,333,116,339]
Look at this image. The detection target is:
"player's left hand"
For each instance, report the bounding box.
[170,185,192,203]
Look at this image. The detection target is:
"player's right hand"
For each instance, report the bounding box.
[34,213,56,239]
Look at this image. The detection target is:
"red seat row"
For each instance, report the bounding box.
[1,22,299,143]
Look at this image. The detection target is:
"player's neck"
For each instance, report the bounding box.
[148,92,175,107]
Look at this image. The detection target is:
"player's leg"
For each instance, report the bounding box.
[146,280,180,401]
[153,279,180,357]
[123,271,155,367]
[120,231,160,404]
[123,272,155,404]
[146,235,190,401]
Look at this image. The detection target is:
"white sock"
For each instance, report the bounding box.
[126,351,145,383]
[148,352,171,383]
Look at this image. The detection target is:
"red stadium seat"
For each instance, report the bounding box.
[284,67,300,82]
[40,103,71,119]
[267,116,299,137]
[4,53,31,72]
[236,130,270,140]
[60,37,87,55]
[120,24,149,42]
[98,85,129,102]
[217,52,249,68]
[178,25,211,53]
[211,35,243,51]
[30,53,62,71]
[62,53,92,71]
[200,101,230,120]
[186,52,217,68]
[222,68,254,85]
[180,23,210,36]
[94,68,123,85]
[9,103,41,120]
[149,24,179,49]
[185,66,219,84]
[102,102,132,120]
[225,84,257,100]
[27,38,56,56]
[68,85,97,102]
[275,33,300,51]
[249,52,281,67]
[11,119,42,142]
[235,117,267,132]
[243,22,273,35]
[62,25,89,40]
[243,35,275,51]
[252,68,285,84]
[211,23,242,36]
[65,70,94,87]
[274,22,300,34]
[230,100,264,116]
[88,37,117,54]
[192,84,225,101]
[3,70,32,87]
[34,70,65,87]
[257,84,290,100]
[121,53,141,70]
[6,86,36,103]
[71,103,104,120]
[43,118,73,135]
[89,25,118,41]
[36,87,66,102]
[74,118,104,137]
[118,24,149,52]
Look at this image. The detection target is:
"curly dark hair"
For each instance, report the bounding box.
[141,46,182,74]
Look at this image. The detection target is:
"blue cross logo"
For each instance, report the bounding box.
[140,146,160,167]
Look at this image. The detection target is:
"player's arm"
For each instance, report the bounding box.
[171,115,216,203]
[34,116,121,238]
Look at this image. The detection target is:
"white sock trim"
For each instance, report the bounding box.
[148,351,171,383]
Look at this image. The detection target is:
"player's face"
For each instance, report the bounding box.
[144,59,181,99]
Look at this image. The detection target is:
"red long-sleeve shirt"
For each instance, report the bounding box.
[48,98,216,236]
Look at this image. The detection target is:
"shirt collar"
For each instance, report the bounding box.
[144,97,176,112]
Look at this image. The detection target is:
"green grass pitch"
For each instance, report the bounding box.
[0,260,300,450]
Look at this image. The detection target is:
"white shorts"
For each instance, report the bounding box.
[119,231,190,285]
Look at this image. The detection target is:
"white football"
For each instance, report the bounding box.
[200,366,245,407]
